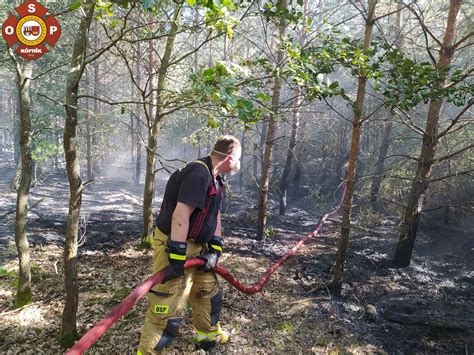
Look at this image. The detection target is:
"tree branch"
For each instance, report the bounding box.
[407,3,439,65]
[437,98,474,139]
[453,30,474,50]
[84,4,135,66]
[430,169,474,183]
[393,108,426,136]
[77,94,148,106]
[434,144,474,163]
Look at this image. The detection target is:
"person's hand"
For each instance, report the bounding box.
[163,261,185,282]
[208,236,223,257]
[162,239,187,283]
[198,252,218,272]
[198,236,223,272]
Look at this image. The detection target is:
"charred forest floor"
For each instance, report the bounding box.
[0,161,473,354]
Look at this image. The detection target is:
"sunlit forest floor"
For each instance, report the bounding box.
[1,160,473,354]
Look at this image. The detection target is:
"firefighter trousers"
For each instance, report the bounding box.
[137,228,223,354]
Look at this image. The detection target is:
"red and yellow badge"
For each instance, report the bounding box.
[1,0,61,60]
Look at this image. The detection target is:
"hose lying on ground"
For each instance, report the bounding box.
[67,188,344,354]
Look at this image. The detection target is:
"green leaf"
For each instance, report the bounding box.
[207,116,219,128]
[255,92,271,102]
[70,1,82,11]
[185,0,197,6]
[203,68,215,81]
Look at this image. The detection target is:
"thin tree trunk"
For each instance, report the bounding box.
[289,0,309,201]
[142,3,182,245]
[60,1,95,346]
[292,115,307,198]
[279,87,302,215]
[85,70,93,180]
[254,121,267,179]
[135,43,142,186]
[91,57,100,177]
[13,97,20,165]
[54,116,60,170]
[393,0,462,267]
[370,3,402,210]
[256,0,288,240]
[331,0,377,296]
[369,117,392,210]
[10,54,33,308]
[239,130,245,192]
[130,46,137,184]
[130,100,135,181]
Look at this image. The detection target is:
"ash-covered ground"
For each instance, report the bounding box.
[1,160,473,354]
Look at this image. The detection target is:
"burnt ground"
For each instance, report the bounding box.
[0,160,473,354]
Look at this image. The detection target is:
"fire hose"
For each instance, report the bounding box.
[66,187,344,354]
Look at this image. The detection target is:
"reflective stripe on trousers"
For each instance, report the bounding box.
[137,228,222,354]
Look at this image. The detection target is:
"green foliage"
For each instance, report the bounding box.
[140,235,153,249]
[382,46,472,110]
[139,0,239,39]
[189,62,265,125]
[31,265,52,283]
[70,1,82,11]
[262,1,304,25]
[59,329,78,348]
[280,321,294,332]
[203,0,239,40]
[264,226,276,238]
[0,267,16,277]
[306,184,326,210]
[315,31,383,79]
[15,289,32,308]
[32,141,61,163]
[283,29,385,102]
[1,267,19,288]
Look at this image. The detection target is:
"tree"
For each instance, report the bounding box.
[331,0,378,296]
[9,53,33,308]
[278,0,309,215]
[393,0,470,267]
[141,1,183,246]
[369,1,403,210]
[256,0,288,240]
[61,0,96,345]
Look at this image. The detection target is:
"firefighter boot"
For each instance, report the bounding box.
[194,324,230,350]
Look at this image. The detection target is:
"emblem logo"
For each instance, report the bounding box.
[1,0,61,60]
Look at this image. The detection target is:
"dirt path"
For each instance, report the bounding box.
[0,164,473,353]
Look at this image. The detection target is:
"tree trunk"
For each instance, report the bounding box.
[239,130,245,192]
[370,3,402,210]
[134,43,143,186]
[292,115,307,198]
[279,87,302,215]
[141,3,182,245]
[92,59,100,176]
[256,0,288,240]
[331,0,377,296]
[393,0,462,267]
[85,69,93,180]
[135,122,142,185]
[61,1,95,346]
[10,55,33,308]
[54,116,60,170]
[130,45,137,184]
[369,117,392,210]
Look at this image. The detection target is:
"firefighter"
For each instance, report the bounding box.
[137,135,242,354]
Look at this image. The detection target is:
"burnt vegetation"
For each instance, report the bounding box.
[0,0,473,353]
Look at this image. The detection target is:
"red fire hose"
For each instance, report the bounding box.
[66,187,344,354]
